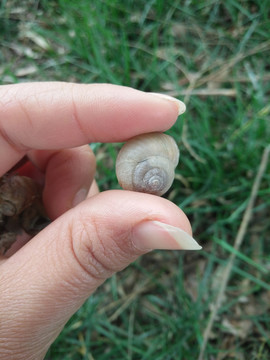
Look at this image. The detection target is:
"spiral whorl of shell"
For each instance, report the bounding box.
[116,132,179,196]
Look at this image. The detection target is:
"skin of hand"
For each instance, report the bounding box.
[0,82,197,360]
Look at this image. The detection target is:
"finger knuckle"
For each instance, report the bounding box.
[68,216,114,282]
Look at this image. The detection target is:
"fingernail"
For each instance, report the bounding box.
[72,188,88,207]
[132,221,202,251]
[149,93,186,115]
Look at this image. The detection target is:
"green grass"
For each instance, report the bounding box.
[1,0,270,359]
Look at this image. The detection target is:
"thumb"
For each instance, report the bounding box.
[0,190,200,359]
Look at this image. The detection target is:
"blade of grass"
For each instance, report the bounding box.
[213,237,268,274]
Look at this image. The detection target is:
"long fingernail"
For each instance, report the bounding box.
[149,93,186,115]
[132,221,202,251]
[72,188,88,207]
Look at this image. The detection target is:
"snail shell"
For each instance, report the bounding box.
[116,132,179,196]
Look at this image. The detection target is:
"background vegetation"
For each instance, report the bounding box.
[1,0,270,359]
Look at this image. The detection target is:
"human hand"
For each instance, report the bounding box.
[0,82,201,359]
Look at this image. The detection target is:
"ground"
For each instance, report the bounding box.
[1,1,270,359]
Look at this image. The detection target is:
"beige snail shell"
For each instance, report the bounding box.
[116,132,179,196]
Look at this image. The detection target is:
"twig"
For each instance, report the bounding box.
[182,121,206,164]
[198,144,270,360]
[176,73,270,87]
[196,40,270,88]
[181,77,207,164]
[168,88,237,97]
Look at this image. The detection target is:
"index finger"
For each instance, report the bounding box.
[0,82,185,175]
